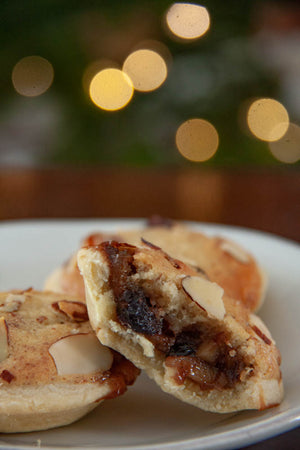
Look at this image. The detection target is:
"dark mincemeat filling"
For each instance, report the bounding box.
[98,351,140,400]
[101,241,250,391]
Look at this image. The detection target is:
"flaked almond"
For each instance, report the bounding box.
[220,239,250,264]
[250,314,274,345]
[49,333,113,375]
[52,300,88,322]
[140,238,161,251]
[0,317,9,362]
[182,276,225,320]
[0,294,26,313]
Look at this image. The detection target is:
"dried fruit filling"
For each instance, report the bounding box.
[102,241,251,391]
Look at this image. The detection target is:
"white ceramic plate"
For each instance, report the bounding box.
[0,219,299,450]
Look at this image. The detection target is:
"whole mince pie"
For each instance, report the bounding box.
[0,289,139,433]
[45,221,266,312]
[78,241,283,414]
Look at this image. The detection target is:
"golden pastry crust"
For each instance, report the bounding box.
[78,241,283,414]
[45,223,266,312]
[0,289,139,432]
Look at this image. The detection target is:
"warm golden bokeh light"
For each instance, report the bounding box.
[82,59,118,94]
[89,68,134,111]
[176,118,219,162]
[131,40,173,69]
[166,3,210,40]
[247,98,289,142]
[12,56,54,97]
[268,123,300,164]
[123,49,167,92]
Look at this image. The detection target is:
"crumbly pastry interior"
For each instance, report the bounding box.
[78,241,283,413]
[0,289,139,432]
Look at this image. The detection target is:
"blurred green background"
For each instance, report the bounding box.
[0,0,299,167]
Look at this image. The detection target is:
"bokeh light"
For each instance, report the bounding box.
[89,68,134,111]
[268,123,300,163]
[131,40,173,69]
[123,49,168,92]
[12,56,54,97]
[82,59,118,94]
[247,98,289,142]
[166,3,210,40]
[176,118,219,162]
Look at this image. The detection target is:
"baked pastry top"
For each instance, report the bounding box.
[0,289,139,432]
[78,240,283,413]
[45,222,266,312]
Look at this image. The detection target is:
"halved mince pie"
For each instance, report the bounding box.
[78,241,283,414]
[0,289,139,433]
[45,221,267,312]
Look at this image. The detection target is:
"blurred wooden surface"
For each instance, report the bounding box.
[0,167,299,242]
[0,167,299,450]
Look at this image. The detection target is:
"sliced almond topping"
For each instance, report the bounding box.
[220,239,250,264]
[0,317,9,362]
[250,314,274,345]
[0,294,26,313]
[140,238,161,251]
[49,333,113,375]
[52,300,88,322]
[182,276,225,320]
